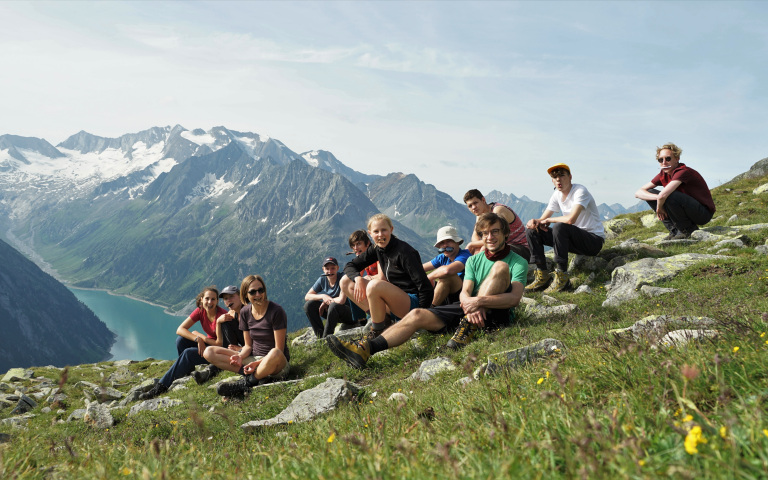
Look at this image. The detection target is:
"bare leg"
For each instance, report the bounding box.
[247,348,288,380]
[381,308,445,348]
[342,275,369,312]
[366,279,413,324]
[477,261,511,297]
[432,274,462,305]
[203,346,242,373]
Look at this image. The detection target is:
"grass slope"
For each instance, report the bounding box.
[2,174,768,479]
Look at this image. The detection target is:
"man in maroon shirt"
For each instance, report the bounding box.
[635,143,715,239]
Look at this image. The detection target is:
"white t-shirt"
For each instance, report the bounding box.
[546,184,605,238]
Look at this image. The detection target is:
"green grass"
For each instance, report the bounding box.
[3,175,768,478]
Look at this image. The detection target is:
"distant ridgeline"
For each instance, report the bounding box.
[0,238,114,371]
[0,126,638,332]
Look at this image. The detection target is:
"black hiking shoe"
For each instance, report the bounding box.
[326,335,371,369]
[446,317,479,350]
[216,377,251,398]
[192,365,221,385]
[139,382,168,400]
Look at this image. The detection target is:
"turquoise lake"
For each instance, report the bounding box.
[69,288,205,361]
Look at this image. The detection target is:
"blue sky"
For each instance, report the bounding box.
[1,1,766,207]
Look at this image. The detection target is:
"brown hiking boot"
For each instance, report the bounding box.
[543,270,570,293]
[525,269,551,292]
[446,317,479,350]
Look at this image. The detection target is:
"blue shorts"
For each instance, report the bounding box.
[391,293,420,322]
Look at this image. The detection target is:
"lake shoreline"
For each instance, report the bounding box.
[69,286,185,317]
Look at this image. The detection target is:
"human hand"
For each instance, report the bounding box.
[243,360,261,375]
[229,355,243,367]
[228,344,242,353]
[467,311,486,328]
[354,277,369,304]
[196,336,206,356]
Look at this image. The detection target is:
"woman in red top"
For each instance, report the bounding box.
[140,285,227,399]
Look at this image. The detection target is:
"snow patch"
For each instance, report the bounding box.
[276,221,293,234]
[302,152,319,167]
[247,175,261,186]
[235,192,248,203]
[180,130,216,146]
[300,203,316,220]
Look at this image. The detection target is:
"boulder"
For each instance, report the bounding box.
[108,367,138,386]
[711,237,747,249]
[84,402,115,429]
[603,218,636,239]
[241,377,360,432]
[10,393,37,415]
[569,255,608,273]
[641,214,658,228]
[525,302,578,320]
[574,285,593,294]
[67,409,87,422]
[608,315,717,345]
[639,285,677,297]
[755,245,768,255]
[82,384,124,403]
[484,338,565,377]
[410,357,456,382]
[291,328,317,347]
[388,392,408,403]
[119,379,157,407]
[753,183,768,195]
[128,397,184,416]
[1,414,34,428]
[654,329,720,349]
[112,359,137,367]
[2,369,33,383]
[727,215,738,223]
[602,254,729,307]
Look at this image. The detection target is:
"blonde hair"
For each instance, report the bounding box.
[656,143,682,160]
[367,213,393,231]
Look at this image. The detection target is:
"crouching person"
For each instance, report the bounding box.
[326,212,527,369]
[303,257,353,338]
[204,274,290,398]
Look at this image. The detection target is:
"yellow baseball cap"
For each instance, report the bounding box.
[547,163,571,175]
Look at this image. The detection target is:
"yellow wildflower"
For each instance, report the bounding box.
[170,420,178,425]
[682,414,693,423]
[537,377,544,385]
[119,467,133,476]
[684,426,707,455]
[763,429,768,439]
[733,346,740,353]
[327,433,336,443]
[761,332,766,338]
[719,426,727,439]
[545,370,550,378]
[638,460,646,467]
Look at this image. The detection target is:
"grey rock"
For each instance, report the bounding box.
[540,295,560,305]
[606,255,631,271]
[2,368,33,382]
[0,432,10,443]
[473,364,488,380]
[711,237,746,249]
[639,285,677,297]
[654,329,720,349]
[84,402,115,428]
[118,379,158,407]
[41,407,52,414]
[691,230,726,242]
[0,382,13,393]
[108,367,138,386]
[755,245,768,255]
[1,414,34,428]
[291,328,317,347]
[241,377,360,432]
[734,223,768,232]
[10,394,37,415]
[112,359,137,367]
[727,214,738,223]
[608,315,717,345]
[525,302,578,319]
[569,254,608,273]
[82,384,124,402]
[715,249,731,254]
[388,392,408,403]
[47,393,68,404]
[410,357,456,382]
[603,217,635,239]
[641,214,659,228]
[170,376,193,391]
[455,377,473,387]
[484,338,565,377]
[753,183,768,195]
[0,398,13,410]
[602,254,729,307]
[67,409,87,422]
[128,397,184,416]
[574,285,593,294]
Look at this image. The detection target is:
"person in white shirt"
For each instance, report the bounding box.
[525,163,605,293]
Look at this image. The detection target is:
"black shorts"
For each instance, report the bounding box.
[427,302,511,334]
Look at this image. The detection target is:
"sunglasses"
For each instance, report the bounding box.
[437,246,455,253]
[247,288,265,296]
[657,156,674,163]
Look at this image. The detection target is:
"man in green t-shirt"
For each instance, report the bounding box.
[326,212,527,369]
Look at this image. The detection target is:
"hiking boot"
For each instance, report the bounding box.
[663,231,678,240]
[525,269,551,292]
[192,365,221,385]
[446,317,479,350]
[138,382,168,400]
[326,335,371,369]
[216,377,250,398]
[362,319,392,341]
[543,270,570,293]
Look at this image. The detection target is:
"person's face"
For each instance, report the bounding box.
[369,220,392,248]
[352,240,369,256]
[247,279,266,305]
[436,239,459,256]
[323,263,339,276]
[657,148,680,172]
[222,293,242,311]
[550,171,572,192]
[465,197,488,216]
[202,290,219,311]
[478,222,506,253]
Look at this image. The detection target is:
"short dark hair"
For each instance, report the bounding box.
[348,229,371,249]
[475,212,510,239]
[463,189,484,203]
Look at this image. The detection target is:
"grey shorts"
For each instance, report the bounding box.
[242,355,290,380]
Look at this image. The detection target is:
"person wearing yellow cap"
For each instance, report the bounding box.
[525,163,605,292]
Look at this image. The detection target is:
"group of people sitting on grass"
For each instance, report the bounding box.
[142,142,715,398]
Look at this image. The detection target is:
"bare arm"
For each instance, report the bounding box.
[526,210,555,230]
[304,287,333,304]
[634,181,658,201]
[176,316,204,342]
[428,261,466,281]
[492,205,516,224]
